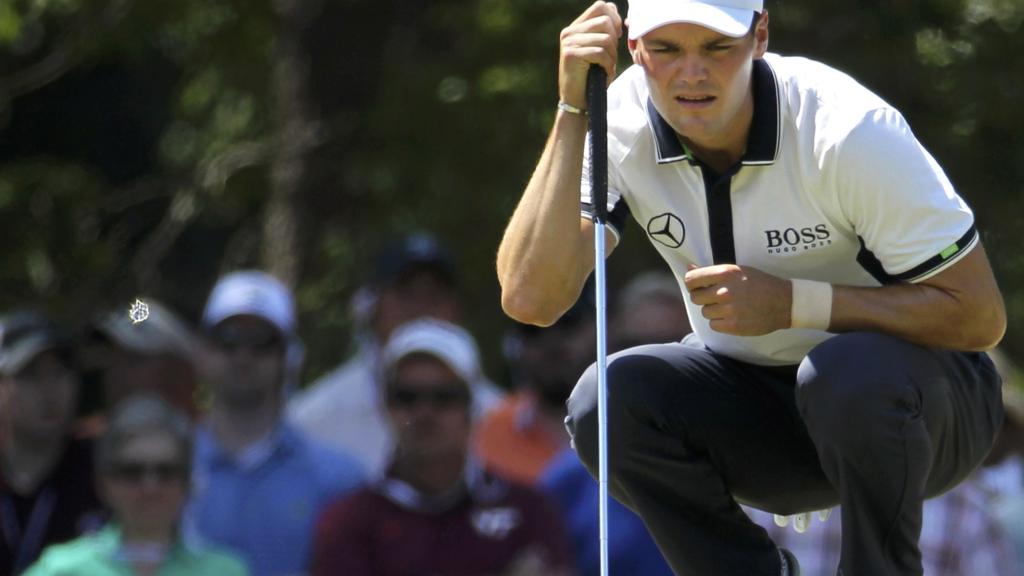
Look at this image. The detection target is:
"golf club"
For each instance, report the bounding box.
[586,62,610,576]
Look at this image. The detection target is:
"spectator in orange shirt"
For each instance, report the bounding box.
[475,297,595,485]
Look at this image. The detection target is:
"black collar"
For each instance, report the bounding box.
[646,58,781,166]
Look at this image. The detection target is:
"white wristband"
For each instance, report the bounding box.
[790,279,833,331]
[557,101,587,115]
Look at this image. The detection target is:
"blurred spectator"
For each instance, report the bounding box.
[184,271,363,576]
[981,349,1024,566]
[745,348,1024,569]
[538,271,686,576]
[1,310,105,575]
[745,475,1019,576]
[474,298,595,485]
[611,271,690,353]
[78,299,201,434]
[540,450,673,576]
[289,232,503,477]
[311,318,574,576]
[743,348,1024,575]
[24,395,247,576]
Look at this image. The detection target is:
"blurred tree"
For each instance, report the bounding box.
[1,0,1022,386]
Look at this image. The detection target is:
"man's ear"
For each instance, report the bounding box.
[753,10,770,58]
[627,38,640,65]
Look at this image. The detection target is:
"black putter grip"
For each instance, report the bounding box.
[587,64,608,224]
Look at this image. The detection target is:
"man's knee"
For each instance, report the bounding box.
[566,360,600,471]
[565,351,677,474]
[796,333,924,449]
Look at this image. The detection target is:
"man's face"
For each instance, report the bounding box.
[385,354,471,461]
[102,349,199,418]
[630,15,768,154]
[613,294,691,352]
[206,315,285,410]
[517,316,596,408]
[373,269,459,342]
[1,350,78,441]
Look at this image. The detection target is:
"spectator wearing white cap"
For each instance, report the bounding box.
[288,232,503,478]
[183,271,363,576]
[311,318,573,576]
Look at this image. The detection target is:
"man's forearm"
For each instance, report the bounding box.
[497,111,597,325]
[829,263,1005,352]
[686,247,1005,349]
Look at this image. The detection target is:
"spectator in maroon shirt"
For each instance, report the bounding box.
[311,318,575,576]
[0,310,105,575]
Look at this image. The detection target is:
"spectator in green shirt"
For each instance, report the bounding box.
[24,395,246,576]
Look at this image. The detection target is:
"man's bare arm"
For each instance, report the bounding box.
[686,243,1006,351]
[496,126,613,326]
[830,244,1005,351]
[496,2,621,326]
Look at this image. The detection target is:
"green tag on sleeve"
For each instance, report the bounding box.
[940,243,959,259]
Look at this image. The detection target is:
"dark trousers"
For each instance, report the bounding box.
[565,332,1003,576]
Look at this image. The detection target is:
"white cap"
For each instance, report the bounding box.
[382,318,481,389]
[201,271,295,336]
[627,0,762,40]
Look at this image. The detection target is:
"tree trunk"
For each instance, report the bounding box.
[263,0,322,287]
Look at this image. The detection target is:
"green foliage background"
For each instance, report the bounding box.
[2,0,1022,383]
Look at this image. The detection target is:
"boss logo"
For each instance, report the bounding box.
[765,224,833,254]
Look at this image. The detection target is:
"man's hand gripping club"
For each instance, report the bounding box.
[559,1,622,113]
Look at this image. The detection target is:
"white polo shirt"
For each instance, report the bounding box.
[582,53,977,366]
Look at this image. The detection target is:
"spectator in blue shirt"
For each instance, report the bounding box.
[184,271,363,576]
[538,271,689,576]
[540,449,674,576]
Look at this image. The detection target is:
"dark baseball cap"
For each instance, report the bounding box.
[0,310,74,376]
[371,232,456,287]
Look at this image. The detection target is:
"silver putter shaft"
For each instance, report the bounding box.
[586,64,610,576]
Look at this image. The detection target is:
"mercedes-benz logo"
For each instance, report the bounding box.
[647,213,685,248]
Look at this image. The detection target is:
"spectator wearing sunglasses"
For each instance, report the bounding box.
[24,395,247,576]
[289,232,505,479]
[1,310,105,575]
[184,271,363,576]
[311,318,574,576]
